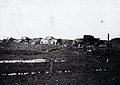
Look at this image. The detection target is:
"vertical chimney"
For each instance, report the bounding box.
[107,33,109,50]
[108,33,109,42]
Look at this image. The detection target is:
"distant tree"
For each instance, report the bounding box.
[25,37,31,42]
[56,39,62,45]
[2,39,7,43]
[8,37,16,43]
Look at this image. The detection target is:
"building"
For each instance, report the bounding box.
[110,38,120,50]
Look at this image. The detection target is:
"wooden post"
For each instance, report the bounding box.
[49,58,55,77]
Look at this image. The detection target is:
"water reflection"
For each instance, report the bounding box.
[0,59,66,63]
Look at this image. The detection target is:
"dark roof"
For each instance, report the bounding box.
[110,38,120,44]
[83,35,94,40]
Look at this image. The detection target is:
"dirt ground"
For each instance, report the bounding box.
[0,43,120,85]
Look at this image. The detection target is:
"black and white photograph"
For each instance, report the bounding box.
[0,0,120,85]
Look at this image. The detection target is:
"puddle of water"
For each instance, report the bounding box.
[24,72,29,75]
[94,68,108,72]
[8,73,16,76]
[0,59,66,63]
[1,72,37,76]
[46,71,49,74]
[56,70,62,73]
[31,72,36,74]
[65,71,67,73]
[1,70,71,76]
[0,59,46,63]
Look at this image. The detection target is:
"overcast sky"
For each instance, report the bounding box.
[0,0,120,40]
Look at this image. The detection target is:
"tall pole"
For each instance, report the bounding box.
[107,33,109,50]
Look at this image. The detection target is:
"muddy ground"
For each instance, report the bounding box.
[0,43,120,85]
